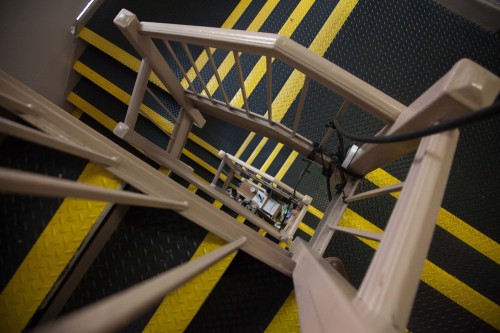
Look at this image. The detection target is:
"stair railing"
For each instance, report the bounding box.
[293,128,460,333]
[113,9,406,167]
[109,9,500,333]
[0,69,295,280]
[0,91,188,211]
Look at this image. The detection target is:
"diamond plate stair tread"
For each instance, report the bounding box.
[352,179,500,304]
[60,206,208,331]
[143,233,237,333]
[264,144,294,178]
[76,47,173,148]
[0,163,121,333]
[185,251,293,333]
[0,136,87,291]
[78,44,181,126]
[85,0,241,58]
[246,0,339,120]
[409,282,498,333]
[264,291,300,333]
[330,209,500,332]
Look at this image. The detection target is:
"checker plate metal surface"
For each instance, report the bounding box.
[0,162,121,333]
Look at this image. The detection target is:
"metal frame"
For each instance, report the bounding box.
[212,150,312,243]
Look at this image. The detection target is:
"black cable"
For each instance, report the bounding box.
[326,174,332,201]
[293,159,312,200]
[319,151,333,201]
[332,101,500,144]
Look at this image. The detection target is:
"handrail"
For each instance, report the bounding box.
[31,237,247,333]
[138,19,405,123]
[0,167,189,211]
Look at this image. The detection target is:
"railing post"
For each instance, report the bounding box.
[124,59,151,128]
[113,9,205,128]
[309,178,359,254]
[357,130,460,331]
[211,150,227,187]
[166,109,193,158]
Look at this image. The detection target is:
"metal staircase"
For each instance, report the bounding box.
[1,1,500,332]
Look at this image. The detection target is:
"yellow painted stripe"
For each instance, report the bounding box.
[339,209,500,331]
[79,28,167,92]
[308,205,324,220]
[242,0,359,165]
[266,1,363,331]
[260,143,284,173]
[144,180,248,333]
[144,232,237,333]
[265,291,300,333]
[365,168,500,265]
[246,137,269,165]
[233,0,316,157]
[274,150,299,181]
[298,222,315,237]
[73,61,175,134]
[235,132,256,158]
[68,92,117,131]
[71,108,84,119]
[0,163,121,333]
[74,60,222,159]
[229,0,315,106]
[181,0,251,87]
[201,0,279,95]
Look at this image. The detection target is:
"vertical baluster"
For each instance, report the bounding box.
[181,42,213,102]
[266,56,273,125]
[145,86,178,122]
[205,47,231,108]
[163,40,197,94]
[319,99,351,147]
[292,76,310,137]
[336,99,351,119]
[125,59,151,127]
[233,51,251,116]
